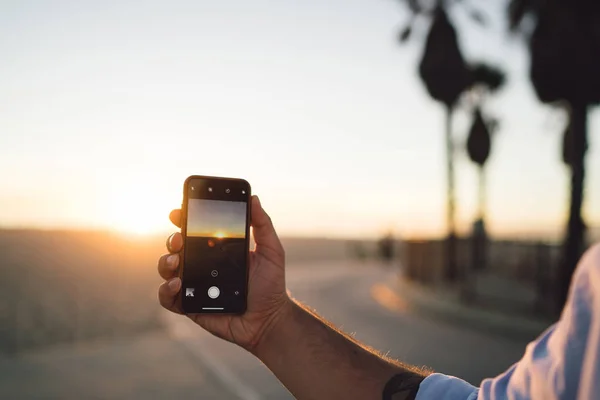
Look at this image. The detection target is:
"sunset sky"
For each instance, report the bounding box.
[187,200,246,238]
[0,0,598,239]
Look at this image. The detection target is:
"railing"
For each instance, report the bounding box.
[402,238,561,317]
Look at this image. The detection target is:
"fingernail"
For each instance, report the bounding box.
[168,278,181,291]
[254,196,261,206]
[167,254,178,269]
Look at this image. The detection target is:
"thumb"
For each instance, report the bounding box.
[251,196,284,257]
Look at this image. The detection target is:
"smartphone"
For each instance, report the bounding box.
[180,175,251,314]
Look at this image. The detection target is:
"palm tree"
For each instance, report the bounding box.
[509,0,600,309]
[465,65,504,225]
[462,66,503,299]
[467,108,493,225]
[399,0,498,281]
[466,106,499,274]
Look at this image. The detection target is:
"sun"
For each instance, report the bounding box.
[103,182,179,236]
[214,232,226,239]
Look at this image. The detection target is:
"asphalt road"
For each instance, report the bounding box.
[164,261,531,399]
[0,261,532,399]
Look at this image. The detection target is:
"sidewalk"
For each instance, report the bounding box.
[0,330,229,399]
[387,274,553,341]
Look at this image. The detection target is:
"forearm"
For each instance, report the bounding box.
[253,298,429,400]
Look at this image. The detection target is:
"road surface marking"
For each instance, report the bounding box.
[371,283,410,313]
[165,315,262,400]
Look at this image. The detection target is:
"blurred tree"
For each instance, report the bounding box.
[465,64,504,222]
[509,0,600,309]
[399,0,502,281]
[466,106,498,273]
[467,109,494,222]
[464,66,503,279]
[399,3,467,281]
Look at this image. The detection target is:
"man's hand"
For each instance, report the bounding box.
[158,194,427,399]
[156,195,291,352]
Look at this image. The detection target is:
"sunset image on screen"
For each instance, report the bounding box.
[187,199,247,239]
[184,198,248,300]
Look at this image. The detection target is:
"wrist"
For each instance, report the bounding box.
[249,295,298,358]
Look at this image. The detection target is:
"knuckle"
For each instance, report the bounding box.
[157,254,166,270]
[158,283,171,300]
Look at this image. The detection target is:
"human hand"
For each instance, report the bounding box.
[157,195,291,352]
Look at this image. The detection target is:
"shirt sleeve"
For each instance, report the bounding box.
[478,243,600,400]
[415,244,600,400]
[416,373,479,400]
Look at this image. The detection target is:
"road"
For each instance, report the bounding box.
[0,261,532,399]
[164,261,530,399]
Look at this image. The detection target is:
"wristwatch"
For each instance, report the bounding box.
[382,372,424,400]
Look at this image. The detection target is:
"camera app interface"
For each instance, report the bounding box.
[183,184,248,313]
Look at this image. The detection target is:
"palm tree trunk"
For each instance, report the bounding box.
[445,105,457,281]
[558,104,588,310]
[478,166,486,220]
[473,165,488,272]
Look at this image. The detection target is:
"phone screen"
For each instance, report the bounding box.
[181,177,250,314]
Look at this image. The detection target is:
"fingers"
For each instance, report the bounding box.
[251,196,284,256]
[158,231,183,283]
[170,209,182,228]
[159,232,182,280]
[166,232,183,253]
[158,212,184,315]
[158,277,183,314]
[157,253,179,280]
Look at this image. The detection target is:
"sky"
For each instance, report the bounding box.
[187,199,246,238]
[0,0,598,239]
